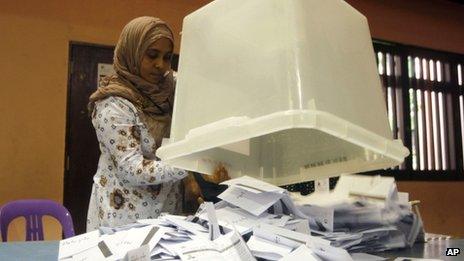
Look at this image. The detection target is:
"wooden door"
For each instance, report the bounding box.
[64,43,115,234]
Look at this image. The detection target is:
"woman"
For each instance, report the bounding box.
[86,16,188,231]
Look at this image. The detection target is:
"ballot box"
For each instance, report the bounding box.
[157,0,409,185]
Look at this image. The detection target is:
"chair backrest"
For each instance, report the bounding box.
[0,199,75,242]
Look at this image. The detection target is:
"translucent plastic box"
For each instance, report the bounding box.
[157,0,409,185]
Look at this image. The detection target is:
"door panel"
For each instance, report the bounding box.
[64,43,114,234]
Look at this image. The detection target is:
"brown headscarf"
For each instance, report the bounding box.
[88,16,175,149]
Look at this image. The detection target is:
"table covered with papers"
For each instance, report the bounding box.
[47,175,437,260]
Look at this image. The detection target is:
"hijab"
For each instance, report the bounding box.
[88,16,175,148]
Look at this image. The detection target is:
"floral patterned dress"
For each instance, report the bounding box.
[86,96,188,232]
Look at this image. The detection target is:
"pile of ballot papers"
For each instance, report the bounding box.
[291,175,424,253]
[59,175,423,261]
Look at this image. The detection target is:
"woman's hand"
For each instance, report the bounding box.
[183,173,203,214]
[202,163,230,184]
[182,163,230,214]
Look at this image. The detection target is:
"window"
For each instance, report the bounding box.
[369,39,464,180]
[285,40,464,193]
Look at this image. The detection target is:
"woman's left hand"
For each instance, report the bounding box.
[202,163,230,184]
[183,173,203,213]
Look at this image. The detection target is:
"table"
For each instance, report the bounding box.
[0,239,463,260]
[0,241,58,260]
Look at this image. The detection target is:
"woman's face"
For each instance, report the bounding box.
[140,37,173,84]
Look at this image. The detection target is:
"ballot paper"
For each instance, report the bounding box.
[264,214,291,227]
[104,225,164,260]
[218,185,284,216]
[137,218,171,227]
[290,190,346,207]
[279,245,321,261]
[70,242,111,261]
[280,194,310,219]
[161,231,191,241]
[162,215,209,238]
[220,175,286,194]
[335,174,396,202]
[204,202,221,240]
[151,245,176,257]
[158,240,185,257]
[198,206,265,235]
[125,244,150,261]
[142,226,166,251]
[253,223,330,249]
[58,230,101,259]
[293,219,312,234]
[213,231,256,261]
[152,254,181,261]
[246,235,292,260]
[311,240,354,261]
[173,231,256,261]
[99,223,149,235]
[298,204,334,232]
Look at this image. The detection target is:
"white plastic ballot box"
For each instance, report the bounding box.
[156,0,410,186]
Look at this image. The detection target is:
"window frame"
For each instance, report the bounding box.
[363,39,464,181]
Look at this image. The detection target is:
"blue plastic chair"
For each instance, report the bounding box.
[0,199,75,241]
